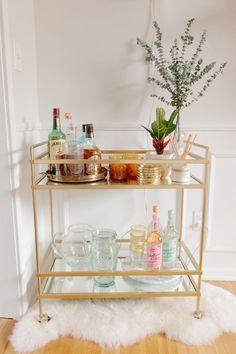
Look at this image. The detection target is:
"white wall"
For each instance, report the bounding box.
[0,0,40,316]
[1,0,235,317]
[33,0,236,280]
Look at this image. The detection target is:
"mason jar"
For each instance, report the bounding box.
[91,229,118,287]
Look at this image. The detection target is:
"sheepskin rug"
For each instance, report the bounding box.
[11,282,236,353]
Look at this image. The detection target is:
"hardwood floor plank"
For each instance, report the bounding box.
[0,319,15,354]
[2,281,236,354]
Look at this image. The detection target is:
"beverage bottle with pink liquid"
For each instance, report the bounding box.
[146,205,163,270]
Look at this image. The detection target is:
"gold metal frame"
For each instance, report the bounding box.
[30,141,209,321]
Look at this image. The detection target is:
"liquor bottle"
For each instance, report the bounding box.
[146,206,163,270]
[162,210,178,268]
[64,112,74,141]
[147,205,162,235]
[83,124,102,175]
[78,124,87,145]
[48,108,66,174]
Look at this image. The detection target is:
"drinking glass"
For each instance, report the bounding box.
[91,228,118,287]
[64,141,84,176]
[109,154,127,181]
[123,153,141,180]
[129,224,146,264]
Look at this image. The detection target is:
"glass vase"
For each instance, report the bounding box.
[91,229,118,287]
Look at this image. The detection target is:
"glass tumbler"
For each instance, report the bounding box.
[64,141,84,176]
[91,229,118,287]
[123,153,141,180]
[129,224,146,264]
[109,154,127,181]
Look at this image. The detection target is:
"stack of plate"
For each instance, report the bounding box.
[137,165,161,185]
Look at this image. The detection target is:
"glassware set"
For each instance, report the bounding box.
[52,225,118,287]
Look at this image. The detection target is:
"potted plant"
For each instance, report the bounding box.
[142,107,177,154]
[137,18,227,141]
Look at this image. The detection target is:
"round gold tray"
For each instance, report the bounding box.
[46,168,107,183]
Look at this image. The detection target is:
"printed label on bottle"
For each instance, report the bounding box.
[84,150,102,175]
[49,139,65,159]
[147,244,162,269]
[48,139,65,174]
[163,238,177,263]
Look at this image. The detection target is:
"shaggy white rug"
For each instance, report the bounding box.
[11,283,236,353]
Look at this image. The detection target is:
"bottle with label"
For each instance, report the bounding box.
[146,206,163,270]
[162,210,178,268]
[83,124,102,175]
[48,108,66,175]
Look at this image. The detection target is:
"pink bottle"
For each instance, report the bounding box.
[147,206,163,270]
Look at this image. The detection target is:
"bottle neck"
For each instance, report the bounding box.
[152,212,158,231]
[168,210,174,227]
[53,117,61,131]
[86,132,94,139]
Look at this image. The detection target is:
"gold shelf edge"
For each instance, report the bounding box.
[40,291,199,299]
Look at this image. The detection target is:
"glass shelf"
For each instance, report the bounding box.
[34,175,204,190]
[40,258,199,299]
[42,275,197,299]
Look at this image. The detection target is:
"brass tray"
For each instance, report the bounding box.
[45,168,107,183]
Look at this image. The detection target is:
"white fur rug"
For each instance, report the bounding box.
[11,283,236,353]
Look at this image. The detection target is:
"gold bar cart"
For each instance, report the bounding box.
[30,141,209,323]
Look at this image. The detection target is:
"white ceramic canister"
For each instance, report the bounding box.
[171,163,191,183]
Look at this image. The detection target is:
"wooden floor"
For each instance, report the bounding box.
[1,281,236,354]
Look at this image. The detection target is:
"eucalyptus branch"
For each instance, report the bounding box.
[137,19,227,110]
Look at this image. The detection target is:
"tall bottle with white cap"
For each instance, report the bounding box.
[162,209,178,268]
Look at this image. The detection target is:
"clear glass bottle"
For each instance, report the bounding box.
[83,124,102,175]
[162,210,178,268]
[64,112,74,141]
[48,108,66,174]
[78,124,87,145]
[146,206,163,270]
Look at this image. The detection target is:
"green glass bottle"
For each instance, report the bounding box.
[48,108,66,174]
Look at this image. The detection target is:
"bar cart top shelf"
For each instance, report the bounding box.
[30,140,209,190]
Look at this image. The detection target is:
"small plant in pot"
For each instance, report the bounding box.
[142,107,178,155]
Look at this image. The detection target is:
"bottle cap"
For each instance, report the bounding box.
[86,124,94,138]
[65,112,72,120]
[82,124,87,133]
[53,108,60,118]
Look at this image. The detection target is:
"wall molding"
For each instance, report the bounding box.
[205,153,236,253]
[16,122,236,133]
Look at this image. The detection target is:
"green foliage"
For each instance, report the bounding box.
[142,107,178,154]
[137,19,227,109]
[151,107,177,139]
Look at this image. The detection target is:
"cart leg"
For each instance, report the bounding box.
[32,189,50,323]
[36,297,50,323]
[193,292,203,319]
